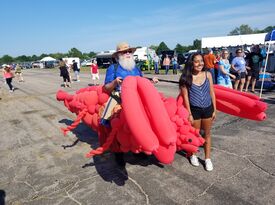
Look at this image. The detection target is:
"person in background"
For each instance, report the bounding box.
[214,51,221,83]
[179,53,216,171]
[3,65,15,92]
[163,54,171,75]
[64,59,72,83]
[153,54,160,74]
[90,60,100,85]
[203,49,216,84]
[217,49,235,88]
[172,55,178,74]
[72,60,80,82]
[246,45,263,93]
[14,64,24,82]
[59,59,71,88]
[231,48,247,92]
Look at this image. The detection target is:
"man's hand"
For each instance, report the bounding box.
[115,77,123,85]
[152,77,159,83]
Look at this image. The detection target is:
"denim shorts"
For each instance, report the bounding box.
[190,104,214,120]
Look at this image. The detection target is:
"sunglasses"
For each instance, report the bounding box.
[120,50,132,55]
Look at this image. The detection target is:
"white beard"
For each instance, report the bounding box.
[118,54,136,71]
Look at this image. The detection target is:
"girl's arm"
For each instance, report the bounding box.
[207,72,217,121]
[219,64,236,79]
[180,86,193,124]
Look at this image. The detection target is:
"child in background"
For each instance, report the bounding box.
[179,53,216,171]
[90,60,100,85]
[3,65,15,92]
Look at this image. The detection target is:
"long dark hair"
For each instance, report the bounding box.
[179,53,203,89]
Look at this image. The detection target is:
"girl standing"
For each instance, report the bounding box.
[90,60,100,85]
[217,49,236,88]
[59,59,71,88]
[179,53,216,171]
[3,65,15,92]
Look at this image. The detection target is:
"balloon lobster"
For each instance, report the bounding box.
[56,76,267,164]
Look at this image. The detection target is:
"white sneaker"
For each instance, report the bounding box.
[190,155,199,167]
[205,159,213,171]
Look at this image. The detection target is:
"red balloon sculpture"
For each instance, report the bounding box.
[56,77,267,164]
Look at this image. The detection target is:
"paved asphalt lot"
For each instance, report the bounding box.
[0,69,274,205]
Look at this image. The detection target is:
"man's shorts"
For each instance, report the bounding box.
[190,104,214,120]
[235,71,246,80]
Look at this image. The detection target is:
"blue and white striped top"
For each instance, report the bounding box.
[189,72,212,108]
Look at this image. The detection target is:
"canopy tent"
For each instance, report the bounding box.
[40,56,56,62]
[260,29,275,98]
[201,33,267,48]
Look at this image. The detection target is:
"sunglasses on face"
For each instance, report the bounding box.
[120,50,132,55]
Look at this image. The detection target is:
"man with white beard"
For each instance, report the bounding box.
[101,42,158,166]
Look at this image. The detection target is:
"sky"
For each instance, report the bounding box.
[1,0,275,57]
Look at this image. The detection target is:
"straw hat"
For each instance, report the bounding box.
[112,42,136,58]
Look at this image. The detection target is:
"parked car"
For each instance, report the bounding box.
[45,61,55,68]
[20,62,32,69]
[81,60,92,67]
[32,61,44,68]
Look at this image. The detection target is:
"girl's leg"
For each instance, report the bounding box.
[165,65,169,75]
[20,73,24,82]
[234,79,240,90]
[245,76,251,92]
[239,78,246,92]
[6,78,13,91]
[251,78,257,92]
[201,118,213,159]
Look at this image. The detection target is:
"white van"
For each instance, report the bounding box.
[62,57,80,69]
[133,47,156,62]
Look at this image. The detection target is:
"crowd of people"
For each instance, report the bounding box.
[203,44,266,92]
[58,58,100,88]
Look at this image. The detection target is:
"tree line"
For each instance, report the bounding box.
[1,24,274,64]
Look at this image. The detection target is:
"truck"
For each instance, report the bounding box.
[133,47,156,71]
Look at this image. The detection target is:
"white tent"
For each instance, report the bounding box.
[40,56,56,62]
[201,33,267,48]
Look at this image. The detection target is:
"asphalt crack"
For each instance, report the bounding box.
[184,166,248,204]
[213,147,275,177]
[117,168,150,205]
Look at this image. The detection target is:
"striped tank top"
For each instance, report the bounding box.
[189,72,212,108]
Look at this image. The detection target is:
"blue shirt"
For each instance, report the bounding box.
[217,60,232,87]
[104,64,143,91]
[231,57,246,72]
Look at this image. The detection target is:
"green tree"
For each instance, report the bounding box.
[228,24,254,35]
[0,55,14,64]
[50,53,65,60]
[174,43,184,54]
[15,55,30,62]
[39,53,48,60]
[262,26,275,33]
[68,48,83,58]
[87,51,96,58]
[156,42,170,55]
[149,45,158,51]
[193,39,201,49]
[31,55,39,61]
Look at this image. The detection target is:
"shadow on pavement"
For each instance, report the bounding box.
[0,190,6,205]
[263,97,275,105]
[58,119,165,186]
